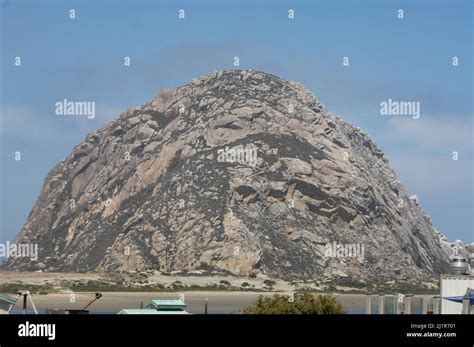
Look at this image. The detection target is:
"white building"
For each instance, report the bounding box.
[440,274,474,314]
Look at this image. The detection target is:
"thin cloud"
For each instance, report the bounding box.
[387,115,473,154]
[1,104,123,145]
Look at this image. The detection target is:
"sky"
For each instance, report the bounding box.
[0,0,473,244]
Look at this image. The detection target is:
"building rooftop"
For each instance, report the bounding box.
[145,299,186,311]
[441,274,474,279]
[0,293,17,305]
[118,309,188,315]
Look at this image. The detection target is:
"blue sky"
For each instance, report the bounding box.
[1,0,472,244]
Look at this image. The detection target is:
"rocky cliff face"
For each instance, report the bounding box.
[5,70,449,282]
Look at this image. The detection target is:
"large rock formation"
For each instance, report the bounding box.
[5,70,449,282]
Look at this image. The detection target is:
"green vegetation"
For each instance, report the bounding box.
[69,280,166,292]
[171,281,184,289]
[243,292,346,314]
[366,281,438,295]
[0,283,57,295]
[0,280,265,293]
[263,279,276,287]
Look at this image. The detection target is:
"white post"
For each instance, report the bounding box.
[433,296,440,314]
[405,295,413,315]
[422,297,428,315]
[378,295,385,314]
[462,296,470,314]
[366,294,372,314]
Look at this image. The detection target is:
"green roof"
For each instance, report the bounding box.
[118,309,188,315]
[145,300,186,311]
[0,293,17,305]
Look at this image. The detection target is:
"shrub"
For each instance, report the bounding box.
[263,280,276,288]
[243,292,346,314]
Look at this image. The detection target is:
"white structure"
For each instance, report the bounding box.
[440,274,474,314]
